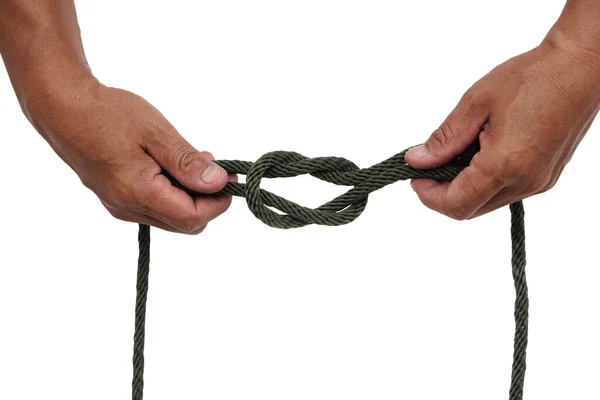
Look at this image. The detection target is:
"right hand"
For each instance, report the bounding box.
[26,76,233,234]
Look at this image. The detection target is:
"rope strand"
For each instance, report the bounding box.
[132,144,528,399]
[132,224,150,400]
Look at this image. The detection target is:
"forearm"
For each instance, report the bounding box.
[0,1,93,118]
[552,0,600,44]
[545,0,600,78]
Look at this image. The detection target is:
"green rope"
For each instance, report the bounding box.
[132,142,528,399]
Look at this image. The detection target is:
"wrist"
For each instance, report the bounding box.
[23,68,101,145]
[543,1,600,83]
[542,29,600,91]
[20,63,97,126]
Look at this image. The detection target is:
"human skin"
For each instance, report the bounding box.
[0,1,234,234]
[1,3,599,231]
[405,0,600,219]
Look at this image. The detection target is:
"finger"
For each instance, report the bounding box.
[201,151,240,184]
[137,170,232,234]
[405,89,489,169]
[104,202,190,233]
[410,152,505,220]
[470,172,552,219]
[469,188,517,219]
[143,128,228,194]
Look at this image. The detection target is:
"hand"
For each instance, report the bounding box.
[26,76,233,234]
[405,31,600,220]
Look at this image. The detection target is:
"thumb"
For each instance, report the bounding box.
[405,91,489,169]
[145,130,228,194]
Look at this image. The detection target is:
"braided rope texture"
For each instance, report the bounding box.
[132,143,529,400]
[132,224,150,400]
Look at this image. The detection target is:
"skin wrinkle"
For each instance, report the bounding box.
[537,63,598,161]
[407,6,600,219]
[1,1,600,230]
[0,1,234,234]
[545,23,600,80]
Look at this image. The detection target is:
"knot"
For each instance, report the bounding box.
[220,151,368,228]
[166,142,480,229]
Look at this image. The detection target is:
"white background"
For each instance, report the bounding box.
[1,1,599,399]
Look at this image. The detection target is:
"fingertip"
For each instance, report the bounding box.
[216,192,233,208]
[410,178,439,194]
[405,145,425,167]
[198,161,229,192]
[409,179,449,213]
[407,144,429,159]
[193,194,233,223]
[405,145,441,169]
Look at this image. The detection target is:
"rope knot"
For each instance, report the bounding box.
[214,144,476,228]
[242,151,365,228]
[165,141,481,229]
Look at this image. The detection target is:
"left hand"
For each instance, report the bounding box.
[405,32,600,220]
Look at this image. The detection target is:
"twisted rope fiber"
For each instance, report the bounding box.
[132,143,528,399]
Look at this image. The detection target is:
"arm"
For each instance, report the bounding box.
[0,1,232,233]
[405,0,600,219]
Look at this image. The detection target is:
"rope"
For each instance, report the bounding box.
[131,142,529,399]
[132,224,150,399]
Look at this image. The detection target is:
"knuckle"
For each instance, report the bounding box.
[529,177,550,193]
[190,223,208,235]
[172,214,206,234]
[174,145,208,175]
[527,171,553,194]
[445,173,480,221]
[142,128,162,152]
[446,202,470,221]
[172,218,195,233]
[429,121,455,149]
[539,183,554,194]
[106,183,137,209]
[544,176,559,193]
[78,174,94,191]
[501,150,550,190]
[462,87,488,109]
[461,87,479,105]
[470,153,494,178]
[200,151,215,160]
[103,203,132,222]
[134,162,158,186]
[140,119,163,143]
[467,155,505,192]
[499,156,525,184]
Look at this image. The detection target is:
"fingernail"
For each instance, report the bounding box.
[201,163,222,184]
[408,144,429,159]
